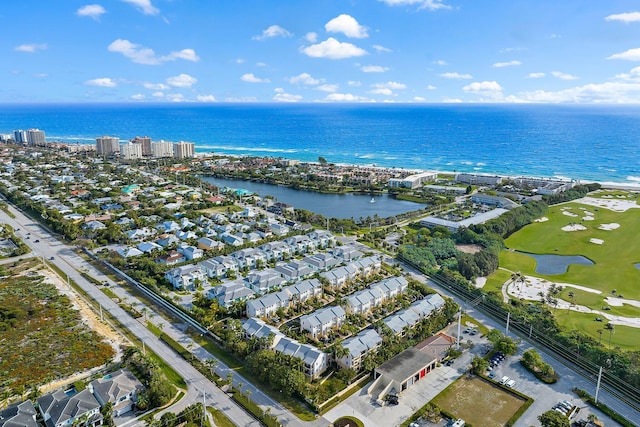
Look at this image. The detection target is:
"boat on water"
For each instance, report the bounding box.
[370,197,375,203]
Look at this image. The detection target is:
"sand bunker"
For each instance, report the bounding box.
[605,297,640,308]
[534,217,549,223]
[576,197,640,212]
[583,216,595,221]
[474,277,487,288]
[563,211,578,217]
[590,238,604,245]
[562,224,587,231]
[599,223,620,231]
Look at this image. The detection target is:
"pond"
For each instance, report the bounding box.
[635,263,640,271]
[520,252,594,275]
[199,176,425,220]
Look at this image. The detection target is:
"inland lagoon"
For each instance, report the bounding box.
[520,252,594,275]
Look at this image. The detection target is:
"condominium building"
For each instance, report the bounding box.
[27,128,46,146]
[173,140,195,159]
[13,130,27,143]
[96,136,120,156]
[151,140,174,158]
[131,136,152,156]
[120,143,143,160]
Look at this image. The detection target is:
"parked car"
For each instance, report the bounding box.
[506,379,516,388]
[499,376,509,385]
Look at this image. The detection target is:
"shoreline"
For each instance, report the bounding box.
[38,139,640,190]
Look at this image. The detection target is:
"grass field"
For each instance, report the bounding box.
[432,376,527,427]
[552,309,638,351]
[503,199,640,300]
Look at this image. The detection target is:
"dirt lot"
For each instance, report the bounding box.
[39,267,128,392]
[455,243,483,254]
[432,375,527,427]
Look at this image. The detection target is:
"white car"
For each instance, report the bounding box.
[506,379,516,388]
[499,376,509,385]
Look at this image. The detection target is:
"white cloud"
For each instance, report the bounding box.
[493,60,521,68]
[325,14,368,39]
[253,25,292,40]
[551,71,579,80]
[370,81,407,96]
[288,73,320,85]
[499,47,525,53]
[607,48,640,61]
[413,96,426,102]
[463,81,503,93]
[305,32,318,43]
[197,94,217,102]
[77,4,106,20]
[167,93,185,102]
[440,72,472,79]
[85,77,117,87]
[152,91,164,98]
[433,59,447,66]
[426,84,437,90]
[166,73,197,87]
[108,39,199,65]
[302,37,367,59]
[348,81,361,87]
[236,58,245,64]
[373,44,392,53]
[241,73,270,83]
[322,93,372,102]
[273,92,302,102]
[225,96,258,102]
[143,82,169,90]
[443,97,463,103]
[378,0,451,11]
[527,72,546,79]
[256,62,267,67]
[605,12,640,23]
[131,93,145,100]
[316,84,339,92]
[14,44,47,53]
[515,81,640,103]
[614,66,640,81]
[121,0,158,15]
[361,65,389,73]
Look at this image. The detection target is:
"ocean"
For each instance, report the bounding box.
[0,103,639,185]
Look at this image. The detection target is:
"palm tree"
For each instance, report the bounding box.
[605,323,615,348]
[205,358,219,377]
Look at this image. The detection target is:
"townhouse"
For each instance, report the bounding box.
[300,305,346,339]
[336,329,383,371]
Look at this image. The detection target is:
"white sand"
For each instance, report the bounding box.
[534,217,549,223]
[474,277,487,288]
[562,224,587,231]
[575,196,640,212]
[599,223,620,231]
[590,238,604,245]
[605,297,640,308]
[563,211,578,217]
[583,216,595,221]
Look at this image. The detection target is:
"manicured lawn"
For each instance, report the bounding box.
[552,309,639,351]
[432,376,527,427]
[503,200,640,300]
[483,268,513,295]
[207,407,237,427]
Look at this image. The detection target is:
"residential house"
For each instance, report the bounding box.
[246,270,286,294]
[175,230,198,241]
[117,247,143,258]
[246,290,290,318]
[177,245,204,261]
[88,369,144,417]
[242,318,328,379]
[220,233,244,247]
[156,250,185,266]
[197,237,224,251]
[136,241,162,254]
[126,227,155,241]
[275,260,314,283]
[0,401,38,427]
[209,280,255,308]
[269,222,290,236]
[303,253,341,271]
[336,329,382,371]
[307,230,335,249]
[353,255,382,276]
[371,276,409,299]
[155,234,180,248]
[83,220,106,232]
[381,293,446,336]
[164,265,206,290]
[38,389,102,427]
[345,287,385,315]
[159,220,180,233]
[331,245,363,261]
[300,305,346,339]
[282,278,323,303]
[320,264,358,289]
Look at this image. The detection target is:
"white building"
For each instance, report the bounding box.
[27,128,46,146]
[173,141,195,158]
[96,136,120,156]
[164,265,206,290]
[300,305,346,338]
[120,143,143,160]
[387,171,438,189]
[337,329,382,370]
[151,140,175,158]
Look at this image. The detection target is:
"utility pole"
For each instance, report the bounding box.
[456,310,462,350]
[505,312,510,337]
[595,366,603,404]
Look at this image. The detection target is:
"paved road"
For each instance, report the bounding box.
[0,205,261,427]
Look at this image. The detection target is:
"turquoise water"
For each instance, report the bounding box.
[1,103,639,184]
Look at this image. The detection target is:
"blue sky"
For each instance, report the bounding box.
[3,0,640,103]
